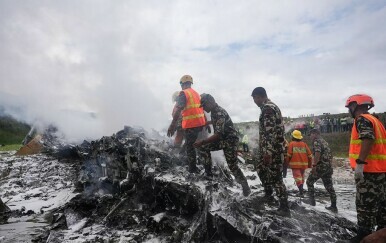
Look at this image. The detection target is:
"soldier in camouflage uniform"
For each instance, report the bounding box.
[305,129,337,212]
[345,94,386,242]
[251,87,290,216]
[193,94,251,196]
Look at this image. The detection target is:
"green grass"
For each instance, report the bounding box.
[0,116,30,145]
[302,132,351,158]
[0,144,22,151]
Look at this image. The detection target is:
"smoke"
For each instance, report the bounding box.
[0,89,166,143]
[2,1,386,144]
[0,2,173,143]
[238,123,259,150]
[210,151,227,170]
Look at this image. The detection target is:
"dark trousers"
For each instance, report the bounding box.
[242,143,249,152]
[184,126,203,170]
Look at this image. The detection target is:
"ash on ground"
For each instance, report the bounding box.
[0,126,357,242]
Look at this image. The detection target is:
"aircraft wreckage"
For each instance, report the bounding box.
[0,126,357,242]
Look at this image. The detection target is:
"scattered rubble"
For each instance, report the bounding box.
[0,126,358,242]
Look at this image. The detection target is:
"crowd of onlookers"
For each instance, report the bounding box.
[285,112,386,136]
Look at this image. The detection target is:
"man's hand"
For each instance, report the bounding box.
[355,164,365,180]
[263,154,272,165]
[193,140,204,148]
[167,123,176,137]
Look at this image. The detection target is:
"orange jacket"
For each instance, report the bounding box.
[287,141,312,169]
[181,88,206,129]
[349,114,386,172]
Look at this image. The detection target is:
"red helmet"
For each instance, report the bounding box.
[345,94,374,108]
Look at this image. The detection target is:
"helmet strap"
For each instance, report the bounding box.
[349,105,357,118]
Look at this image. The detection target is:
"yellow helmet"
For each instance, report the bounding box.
[180,75,193,84]
[292,130,303,140]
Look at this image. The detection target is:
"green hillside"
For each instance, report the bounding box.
[302,132,351,158]
[0,116,30,145]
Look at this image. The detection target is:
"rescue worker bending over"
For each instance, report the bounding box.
[193,94,251,196]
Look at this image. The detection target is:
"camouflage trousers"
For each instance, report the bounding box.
[184,126,203,170]
[306,167,336,204]
[355,172,386,231]
[199,140,247,183]
[257,157,288,202]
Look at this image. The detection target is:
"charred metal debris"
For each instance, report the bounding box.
[33,126,356,242]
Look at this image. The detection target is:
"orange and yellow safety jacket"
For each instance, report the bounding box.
[349,114,386,172]
[287,141,312,169]
[181,88,206,129]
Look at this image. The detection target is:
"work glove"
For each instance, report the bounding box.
[355,164,365,180]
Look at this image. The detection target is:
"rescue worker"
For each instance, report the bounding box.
[167,75,206,173]
[171,91,184,148]
[345,94,386,242]
[251,87,290,216]
[242,134,249,152]
[305,128,337,213]
[286,130,312,197]
[193,94,251,196]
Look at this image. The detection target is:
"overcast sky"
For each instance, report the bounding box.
[0,0,385,141]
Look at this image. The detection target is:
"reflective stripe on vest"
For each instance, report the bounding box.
[287,141,312,169]
[349,114,386,172]
[181,88,206,129]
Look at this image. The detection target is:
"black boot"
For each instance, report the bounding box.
[204,164,213,176]
[325,201,338,213]
[349,228,372,243]
[204,164,213,180]
[188,163,200,174]
[298,184,304,197]
[261,187,275,204]
[303,193,316,206]
[276,199,291,217]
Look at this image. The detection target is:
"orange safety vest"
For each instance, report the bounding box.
[349,114,386,172]
[181,88,206,129]
[287,141,312,169]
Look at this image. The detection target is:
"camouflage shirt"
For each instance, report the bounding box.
[211,105,239,143]
[312,137,332,164]
[258,99,285,157]
[355,114,375,140]
[175,91,186,109]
